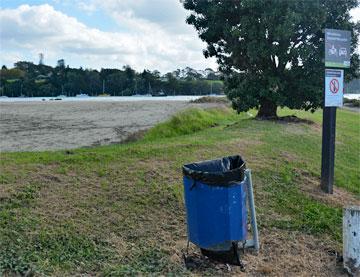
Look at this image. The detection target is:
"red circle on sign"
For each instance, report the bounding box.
[330,79,339,94]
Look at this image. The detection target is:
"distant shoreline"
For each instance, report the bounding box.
[0,95,225,103]
[0,93,357,103]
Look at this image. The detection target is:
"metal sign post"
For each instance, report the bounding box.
[321,107,337,193]
[321,29,350,193]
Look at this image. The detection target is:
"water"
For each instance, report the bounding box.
[1,94,358,102]
[0,95,216,102]
[344,93,360,100]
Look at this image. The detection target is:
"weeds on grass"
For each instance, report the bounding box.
[0,173,16,184]
[103,247,186,275]
[261,166,342,242]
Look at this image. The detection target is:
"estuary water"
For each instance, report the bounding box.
[0,94,358,102]
[0,95,212,102]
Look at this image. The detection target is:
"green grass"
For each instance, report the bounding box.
[260,166,342,241]
[0,106,359,275]
[206,79,223,84]
[143,107,236,140]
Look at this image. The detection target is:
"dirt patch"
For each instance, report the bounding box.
[256,115,315,125]
[243,229,346,276]
[173,229,346,276]
[304,184,360,207]
[310,122,322,132]
[0,186,13,203]
[218,137,264,153]
[279,150,298,162]
[120,129,148,144]
[296,169,360,207]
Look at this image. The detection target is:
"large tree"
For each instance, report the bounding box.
[183,0,359,117]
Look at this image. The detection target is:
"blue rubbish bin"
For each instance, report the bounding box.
[182,155,247,252]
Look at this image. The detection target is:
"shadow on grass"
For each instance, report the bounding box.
[255,115,315,124]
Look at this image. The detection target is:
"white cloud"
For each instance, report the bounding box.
[0,3,216,72]
[89,0,194,34]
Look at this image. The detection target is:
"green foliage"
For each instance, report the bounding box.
[0,62,223,97]
[0,68,25,79]
[183,0,359,116]
[344,97,360,107]
[143,108,235,140]
[263,167,342,241]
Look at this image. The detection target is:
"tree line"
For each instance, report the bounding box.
[0,61,223,97]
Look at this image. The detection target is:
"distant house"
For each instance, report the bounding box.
[35,73,52,84]
[36,74,48,80]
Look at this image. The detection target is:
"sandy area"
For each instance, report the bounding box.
[0,100,212,152]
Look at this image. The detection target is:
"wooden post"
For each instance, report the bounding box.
[343,206,360,276]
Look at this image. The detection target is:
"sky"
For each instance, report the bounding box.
[0,0,218,73]
[0,1,359,74]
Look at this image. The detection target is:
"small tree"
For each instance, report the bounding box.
[183,0,359,117]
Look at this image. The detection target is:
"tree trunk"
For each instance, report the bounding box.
[257,99,277,118]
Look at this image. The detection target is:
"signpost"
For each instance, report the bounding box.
[321,29,350,193]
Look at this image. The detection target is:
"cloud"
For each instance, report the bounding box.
[0,3,216,72]
[350,7,360,23]
[89,0,194,34]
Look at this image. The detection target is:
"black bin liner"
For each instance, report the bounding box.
[201,244,243,266]
[182,155,246,186]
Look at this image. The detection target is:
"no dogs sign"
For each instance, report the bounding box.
[325,69,343,107]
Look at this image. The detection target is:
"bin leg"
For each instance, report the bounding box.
[244,169,260,251]
[232,242,245,271]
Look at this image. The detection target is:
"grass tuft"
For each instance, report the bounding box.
[143,107,236,140]
[190,96,229,104]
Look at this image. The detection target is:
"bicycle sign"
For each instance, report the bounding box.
[325,29,351,68]
[325,69,343,107]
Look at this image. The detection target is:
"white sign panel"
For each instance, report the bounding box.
[325,69,343,107]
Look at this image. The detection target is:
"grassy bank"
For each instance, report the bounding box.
[0,107,359,275]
